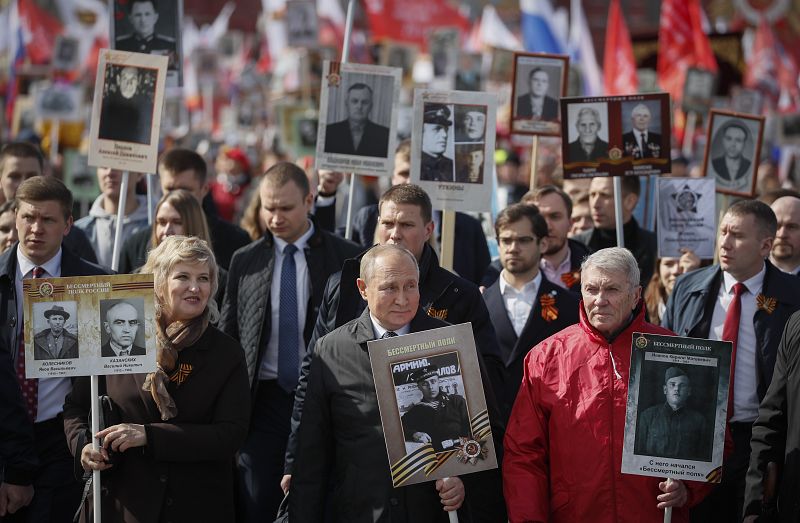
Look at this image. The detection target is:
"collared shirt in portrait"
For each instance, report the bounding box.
[540,247,572,291]
[499,270,541,337]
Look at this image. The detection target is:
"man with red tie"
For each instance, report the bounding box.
[662,199,800,522]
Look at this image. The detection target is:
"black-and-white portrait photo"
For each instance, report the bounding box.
[454,105,487,143]
[731,86,764,116]
[52,35,80,71]
[98,64,157,144]
[634,364,715,462]
[682,67,716,114]
[100,298,146,358]
[428,29,458,79]
[323,74,394,158]
[706,112,763,196]
[297,117,318,148]
[381,44,416,76]
[286,0,319,48]
[565,102,609,163]
[514,67,559,121]
[621,100,664,159]
[454,53,483,92]
[32,302,79,360]
[113,0,181,79]
[420,103,455,182]
[35,84,82,121]
[455,144,485,184]
[393,354,471,454]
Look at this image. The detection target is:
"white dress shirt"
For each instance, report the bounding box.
[369,314,411,339]
[258,221,315,381]
[499,270,541,337]
[16,248,71,423]
[540,247,571,291]
[709,265,765,423]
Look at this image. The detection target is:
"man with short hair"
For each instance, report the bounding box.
[115,0,176,58]
[119,148,251,272]
[101,301,145,357]
[0,177,108,522]
[622,104,663,159]
[74,168,148,268]
[574,176,656,286]
[504,247,710,521]
[420,104,455,182]
[454,107,487,142]
[33,305,78,360]
[98,66,154,144]
[663,199,800,522]
[291,244,467,520]
[324,83,390,157]
[567,106,608,162]
[569,193,593,237]
[455,148,484,183]
[769,196,800,275]
[516,68,558,120]
[220,162,361,521]
[711,122,752,187]
[0,200,18,254]
[482,203,579,420]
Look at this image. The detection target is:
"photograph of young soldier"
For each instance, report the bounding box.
[114,0,177,67]
[709,120,755,192]
[455,145,485,184]
[420,103,455,182]
[634,366,712,461]
[400,364,471,453]
[33,304,79,360]
[98,65,155,144]
[323,81,391,158]
[516,67,559,121]
[622,103,663,159]
[566,105,609,162]
[101,299,147,357]
[454,106,487,143]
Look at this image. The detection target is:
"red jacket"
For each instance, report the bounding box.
[503,302,711,523]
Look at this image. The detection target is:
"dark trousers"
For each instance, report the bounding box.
[237,380,293,523]
[691,421,753,522]
[1,416,83,523]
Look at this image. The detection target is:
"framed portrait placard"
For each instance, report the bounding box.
[33,82,83,122]
[22,274,156,378]
[730,86,764,116]
[682,67,716,115]
[560,93,672,179]
[286,0,319,49]
[621,333,731,483]
[703,109,765,198]
[315,61,402,177]
[410,89,497,213]
[368,323,498,487]
[88,49,168,174]
[428,28,460,81]
[510,52,569,136]
[656,177,716,259]
[52,35,81,72]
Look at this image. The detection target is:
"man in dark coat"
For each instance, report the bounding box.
[516,68,558,121]
[566,106,608,162]
[114,0,176,67]
[420,104,455,182]
[324,83,390,157]
[32,305,78,360]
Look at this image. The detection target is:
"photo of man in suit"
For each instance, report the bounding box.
[711,121,752,191]
[420,104,454,182]
[567,106,608,162]
[622,104,662,159]
[516,68,558,121]
[101,301,146,357]
[98,65,155,144]
[323,82,390,158]
[34,304,79,360]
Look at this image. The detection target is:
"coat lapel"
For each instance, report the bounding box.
[483,281,517,366]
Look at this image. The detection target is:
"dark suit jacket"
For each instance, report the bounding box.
[567,138,609,162]
[324,119,390,157]
[101,342,146,357]
[662,261,800,403]
[574,217,656,287]
[516,94,558,120]
[98,93,153,144]
[483,273,580,421]
[0,340,37,485]
[622,130,663,159]
[219,218,361,387]
[63,326,251,523]
[64,227,98,264]
[712,155,752,182]
[33,329,78,360]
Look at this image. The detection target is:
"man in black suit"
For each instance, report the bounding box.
[119,148,251,272]
[711,122,752,191]
[516,68,558,121]
[101,301,146,357]
[483,203,579,420]
[622,104,662,159]
[0,177,109,523]
[323,83,390,157]
[567,106,608,162]
[220,163,361,522]
[98,65,154,144]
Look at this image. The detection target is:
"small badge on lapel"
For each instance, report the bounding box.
[169,363,192,386]
[427,307,448,321]
[540,291,559,322]
[756,294,777,314]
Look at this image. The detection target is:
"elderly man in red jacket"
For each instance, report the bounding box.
[503,247,711,522]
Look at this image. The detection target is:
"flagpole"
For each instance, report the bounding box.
[529,135,539,191]
[613,176,625,248]
[341,0,358,240]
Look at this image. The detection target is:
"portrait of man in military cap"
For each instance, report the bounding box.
[420,103,455,182]
[33,302,79,360]
[114,0,179,74]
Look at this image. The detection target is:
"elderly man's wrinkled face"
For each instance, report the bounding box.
[118,68,139,99]
[357,251,420,331]
[664,374,691,410]
[418,375,440,401]
[631,106,651,132]
[581,266,640,337]
[577,112,600,145]
[105,303,139,349]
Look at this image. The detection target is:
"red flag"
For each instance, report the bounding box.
[363,0,469,48]
[746,16,800,113]
[18,0,63,64]
[657,0,718,103]
[603,0,637,95]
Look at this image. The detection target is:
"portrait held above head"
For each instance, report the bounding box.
[114,0,177,64]
[710,120,753,192]
[98,65,155,144]
[324,82,390,157]
[420,104,454,183]
[101,300,146,357]
[516,67,559,121]
[567,106,609,162]
[622,104,663,159]
[33,304,78,360]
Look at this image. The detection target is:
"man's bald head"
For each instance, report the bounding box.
[771,196,800,272]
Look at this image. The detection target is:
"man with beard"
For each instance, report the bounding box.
[769,196,800,276]
[420,104,455,182]
[34,305,78,360]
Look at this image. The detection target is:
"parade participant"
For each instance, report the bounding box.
[643,252,702,326]
[64,236,250,522]
[769,196,800,275]
[0,201,18,254]
[504,247,710,522]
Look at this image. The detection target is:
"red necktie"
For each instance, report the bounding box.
[721,282,745,419]
[17,266,44,421]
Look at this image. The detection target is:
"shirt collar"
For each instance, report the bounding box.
[722,262,766,295]
[540,246,571,272]
[369,313,411,339]
[17,247,62,279]
[499,270,541,296]
[273,219,314,255]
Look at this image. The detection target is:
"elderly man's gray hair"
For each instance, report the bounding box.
[576,106,601,125]
[581,247,640,289]
[360,244,419,284]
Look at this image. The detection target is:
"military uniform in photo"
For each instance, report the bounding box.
[116,33,176,67]
[420,104,454,183]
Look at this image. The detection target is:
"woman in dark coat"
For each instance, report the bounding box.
[63,235,251,522]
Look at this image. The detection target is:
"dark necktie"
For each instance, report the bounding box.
[381,331,397,339]
[721,282,745,418]
[17,266,45,421]
[278,244,299,393]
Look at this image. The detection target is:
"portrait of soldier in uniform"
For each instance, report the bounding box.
[400,365,471,453]
[34,304,79,360]
[420,104,455,182]
[101,300,146,358]
[115,0,177,68]
[98,65,155,144]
